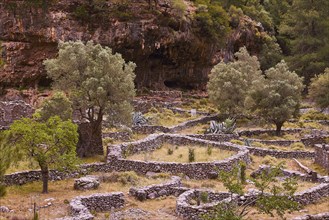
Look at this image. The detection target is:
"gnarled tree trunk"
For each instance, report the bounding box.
[76,120,103,157]
[275,121,284,136]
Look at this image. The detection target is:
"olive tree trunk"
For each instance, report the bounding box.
[77,120,103,157]
[275,122,284,136]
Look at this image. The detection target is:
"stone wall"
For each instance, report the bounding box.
[131,114,218,135]
[294,183,329,205]
[176,189,234,220]
[246,146,315,159]
[292,212,329,220]
[314,144,329,172]
[58,192,125,220]
[237,128,303,137]
[107,134,250,179]
[129,176,182,201]
[102,131,131,142]
[0,100,33,127]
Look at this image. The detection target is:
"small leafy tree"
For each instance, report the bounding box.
[207,47,262,116]
[4,116,79,193]
[44,41,136,157]
[308,68,329,111]
[203,163,299,220]
[0,132,15,197]
[37,91,73,122]
[246,60,304,135]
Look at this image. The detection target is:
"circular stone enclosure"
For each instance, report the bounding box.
[107,134,250,179]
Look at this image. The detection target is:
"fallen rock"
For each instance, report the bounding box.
[74,176,100,190]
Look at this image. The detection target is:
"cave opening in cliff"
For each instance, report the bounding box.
[38,76,53,88]
[164,80,194,90]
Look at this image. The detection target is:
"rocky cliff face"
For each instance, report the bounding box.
[0,0,268,91]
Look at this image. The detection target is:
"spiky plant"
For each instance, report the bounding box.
[205,118,236,134]
[132,112,148,127]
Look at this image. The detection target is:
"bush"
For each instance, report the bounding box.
[207,145,213,155]
[200,191,209,203]
[167,147,174,155]
[188,148,195,162]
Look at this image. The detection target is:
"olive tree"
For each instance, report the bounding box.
[308,68,329,111]
[44,41,136,157]
[207,47,262,116]
[4,116,78,193]
[246,60,304,135]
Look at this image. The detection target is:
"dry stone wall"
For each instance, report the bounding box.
[58,192,124,220]
[0,100,33,127]
[107,134,250,179]
[129,176,182,201]
[314,144,329,172]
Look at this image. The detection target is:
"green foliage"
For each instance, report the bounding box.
[239,162,246,184]
[172,0,187,17]
[308,68,329,111]
[208,163,299,219]
[167,147,174,155]
[246,60,304,135]
[193,1,231,44]
[200,191,209,203]
[37,91,73,122]
[252,164,299,218]
[44,41,136,126]
[4,116,79,193]
[0,132,15,197]
[44,41,136,155]
[188,148,195,162]
[206,145,212,155]
[279,0,329,84]
[208,47,262,116]
[219,165,244,196]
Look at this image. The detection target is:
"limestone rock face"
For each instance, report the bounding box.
[0,0,269,91]
[74,176,100,190]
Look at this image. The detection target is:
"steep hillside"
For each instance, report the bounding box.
[0,0,273,91]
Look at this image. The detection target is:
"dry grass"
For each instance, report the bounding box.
[127,143,234,163]
[144,108,199,127]
[177,123,208,134]
[0,172,170,220]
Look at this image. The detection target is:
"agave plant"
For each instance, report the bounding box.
[205,118,236,134]
[132,112,148,127]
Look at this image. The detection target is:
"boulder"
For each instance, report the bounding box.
[74,176,100,190]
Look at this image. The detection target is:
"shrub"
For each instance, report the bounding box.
[167,147,174,155]
[200,191,209,203]
[239,162,246,184]
[188,148,195,162]
[207,145,213,155]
